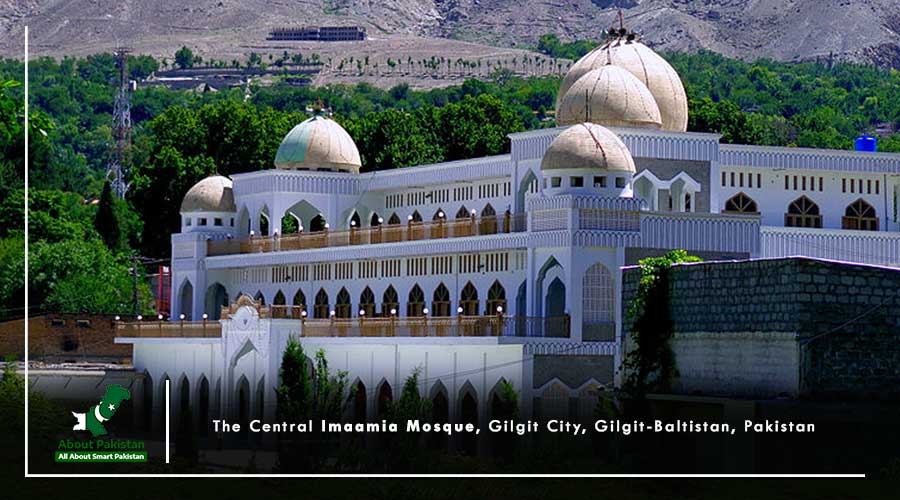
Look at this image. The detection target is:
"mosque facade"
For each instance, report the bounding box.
[116,31,900,430]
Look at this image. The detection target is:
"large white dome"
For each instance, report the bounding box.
[557,36,688,132]
[541,123,635,173]
[181,175,236,213]
[556,65,662,129]
[274,115,362,173]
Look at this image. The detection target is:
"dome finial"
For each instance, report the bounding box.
[306,98,332,117]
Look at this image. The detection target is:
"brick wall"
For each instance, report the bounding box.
[0,314,131,361]
[622,257,900,399]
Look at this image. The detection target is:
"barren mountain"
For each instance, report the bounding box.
[2,0,899,69]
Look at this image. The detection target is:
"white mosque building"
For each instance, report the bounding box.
[117,30,900,432]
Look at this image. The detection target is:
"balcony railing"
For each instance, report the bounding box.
[207,213,527,256]
[293,314,570,338]
[115,320,222,338]
[115,313,570,338]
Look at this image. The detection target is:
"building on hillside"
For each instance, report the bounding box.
[115,28,900,433]
[267,26,367,42]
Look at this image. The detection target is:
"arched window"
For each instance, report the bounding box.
[432,208,447,238]
[410,210,422,223]
[486,281,507,315]
[382,286,399,316]
[842,199,878,231]
[273,290,286,305]
[407,285,425,316]
[723,192,758,214]
[254,290,266,306]
[541,382,569,419]
[785,196,822,228]
[583,263,615,340]
[359,287,375,317]
[455,206,470,219]
[314,289,329,319]
[370,212,382,227]
[387,213,401,225]
[335,287,351,318]
[432,283,451,317]
[377,382,393,416]
[353,381,367,423]
[292,289,307,316]
[310,214,327,232]
[480,204,497,234]
[460,282,479,316]
[349,211,361,229]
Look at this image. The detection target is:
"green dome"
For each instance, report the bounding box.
[274,115,361,173]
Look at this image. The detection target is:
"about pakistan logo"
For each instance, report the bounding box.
[72,384,131,437]
[57,384,147,463]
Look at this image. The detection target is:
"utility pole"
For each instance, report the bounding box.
[107,46,133,199]
[132,254,139,316]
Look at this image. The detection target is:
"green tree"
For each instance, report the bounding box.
[383,368,431,471]
[275,338,349,472]
[174,46,195,69]
[94,180,121,251]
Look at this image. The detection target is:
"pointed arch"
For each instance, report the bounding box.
[842,198,878,231]
[370,212,382,227]
[460,281,479,316]
[432,283,451,317]
[407,284,426,316]
[141,371,153,432]
[258,207,270,237]
[204,282,228,320]
[349,210,361,229]
[458,382,478,455]
[314,288,329,319]
[382,285,399,316]
[387,212,401,225]
[583,262,614,340]
[540,380,570,419]
[432,208,446,221]
[359,286,376,317]
[335,287,351,318]
[177,373,191,416]
[516,169,539,212]
[253,290,266,306]
[489,378,515,419]
[235,375,250,436]
[197,375,210,436]
[273,290,286,306]
[455,206,470,219]
[487,280,507,315]
[480,203,497,234]
[429,381,449,449]
[377,380,393,416]
[292,289,307,317]
[352,380,367,423]
[309,214,327,232]
[723,192,758,214]
[410,210,422,223]
[256,377,266,420]
[178,279,194,320]
[785,196,822,228]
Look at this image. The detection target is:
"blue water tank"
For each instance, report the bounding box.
[855,135,878,152]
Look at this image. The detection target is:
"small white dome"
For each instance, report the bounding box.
[556,65,662,129]
[275,115,362,173]
[541,123,635,173]
[557,37,688,132]
[181,175,235,213]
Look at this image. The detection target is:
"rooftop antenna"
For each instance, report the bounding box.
[107,44,133,199]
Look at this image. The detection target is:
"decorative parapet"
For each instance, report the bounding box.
[641,211,760,254]
[362,155,512,190]
[232,170,361,197]
[760,226,900,267]
[205,232,529,269]
[721,144,900,173]
[509,126,721,162]
[523,341,617,356]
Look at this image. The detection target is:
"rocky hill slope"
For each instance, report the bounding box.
[2,0,899,68]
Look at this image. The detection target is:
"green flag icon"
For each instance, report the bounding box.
[72,384,131,437]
